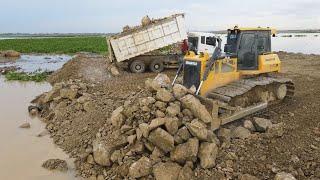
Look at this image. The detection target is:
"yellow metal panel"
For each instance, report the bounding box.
[239,54,281,76]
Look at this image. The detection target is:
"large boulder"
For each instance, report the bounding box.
[186,120,208,141]
[170,138,199,163]
[173,84,188,99]
[128,156,152,178]
[148,128,174,153]
[156,88,174,102]
[154,73,171,88]
[153,162,182,180]
[253,117,272,132]
[92,139,112,166]
[92,136,127,166]
[198,142,218,169]
[274,172,296,180]
[180,95,212,124]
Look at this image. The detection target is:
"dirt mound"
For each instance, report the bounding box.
[31,52,320,179]
[47,55,112,85]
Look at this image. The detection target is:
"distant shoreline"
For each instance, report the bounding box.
[1,29,320,37]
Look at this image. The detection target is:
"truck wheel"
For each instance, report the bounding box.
[149,59,164,73]
[130,60,146,73]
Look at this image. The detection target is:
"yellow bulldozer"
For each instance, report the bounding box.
[173,27,295,130]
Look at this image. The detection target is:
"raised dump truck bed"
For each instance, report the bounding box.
[107,14,187,73]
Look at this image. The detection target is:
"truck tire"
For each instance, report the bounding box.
[149,59,164,73]
[130,60,146,73]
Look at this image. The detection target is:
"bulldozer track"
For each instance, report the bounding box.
[207,76,295,103]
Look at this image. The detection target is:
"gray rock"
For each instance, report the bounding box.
[110,66,120,76]
[92,136,127,167]
[232,126,251,139]
[243,120,256,132]
[180,94,212,124]
[60,88,78,100]
[198,142,218,169]
[170,138,199,163]
[155,110,166,118]
[148,128,174,153]
[155,101,167,110]
[166,103,181,117]
[19,122,30,129]
[156,88,174,102]
[92,139,112,166]
[139,97,156,107]
[153,162,182,180]
[128,156,152,178]
[149,118,167,131]
[110,106,125,128]
[42,159,68,172]
[274,172,296,180]
[253,117,272,132]
[139,123,150,138]
[176,126,191,142]
[154,73,171,88]
[165,118,179,135]
[173,84,188,99]
[186,120,208,141]
[178,165,194,180]
[145,79,161,92]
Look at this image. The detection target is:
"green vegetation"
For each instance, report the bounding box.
[0,36,108,54]
[5,71,51,82]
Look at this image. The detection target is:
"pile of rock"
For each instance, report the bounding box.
[86,74,222,179]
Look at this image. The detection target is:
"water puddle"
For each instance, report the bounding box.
[0,77,77,180]
[0,54,73,73]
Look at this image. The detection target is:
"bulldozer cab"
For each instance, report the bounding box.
[224,27,273,70]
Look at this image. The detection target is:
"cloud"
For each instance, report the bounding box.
[0,0,319,33]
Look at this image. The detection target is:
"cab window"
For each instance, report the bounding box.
[201,36,205,44]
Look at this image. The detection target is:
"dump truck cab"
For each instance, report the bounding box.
[187,32,218,55]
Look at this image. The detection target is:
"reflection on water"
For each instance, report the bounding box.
[0,54,72,73]
[0,77,77,180]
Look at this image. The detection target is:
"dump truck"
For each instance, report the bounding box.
[107,14,188,73]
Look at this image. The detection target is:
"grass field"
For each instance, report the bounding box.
[5,71,50,82]
[0,36,108,54]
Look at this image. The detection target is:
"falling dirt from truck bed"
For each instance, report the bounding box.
[32,52,320,179]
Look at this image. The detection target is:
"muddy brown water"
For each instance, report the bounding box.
[0,77,77,180]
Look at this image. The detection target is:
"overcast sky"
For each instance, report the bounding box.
[0,0,319,33]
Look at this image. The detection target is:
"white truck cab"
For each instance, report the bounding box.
[187,32,217,55]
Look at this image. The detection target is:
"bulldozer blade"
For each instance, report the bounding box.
[214,102,268,130]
